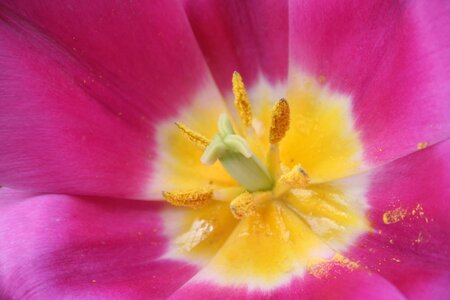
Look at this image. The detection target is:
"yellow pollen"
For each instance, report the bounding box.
[382,207,407,224]
[162,189,213,209]
[230,192,257,219]
[175,122,210,150]
[417,142,428,150]
[232,71,253,127]
[269,98,290,144]
[279,165,309,188]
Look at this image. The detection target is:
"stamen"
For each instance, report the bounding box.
[175,122,210,150]
[280,165,309,188]
[162,189,213,209]
[269,99,290,144]
[266,144,281,177]
[230,191,271,219]
[232,71,253,128]
[230,192,256,219]
[273,165,309,198]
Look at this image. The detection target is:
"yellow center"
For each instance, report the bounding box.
[152,71,370,288]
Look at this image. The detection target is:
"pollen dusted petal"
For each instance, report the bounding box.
[279,74,364,181]
[186,201,335,288]
[175,122,210,150]
[232,71,253,128]
[269,98,290,144]
[163,189,213,209]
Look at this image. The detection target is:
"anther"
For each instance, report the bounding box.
[269,98,290,144]
[175,122,210,150]
[230,191,271,219]
[232,71,253,128]
[280,165,309,188]
[273,165,309,198]
[162,189,213,209]
[230,192,257,219]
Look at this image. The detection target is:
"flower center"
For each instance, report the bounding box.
[154,71,369,287]
[162,72,309,220]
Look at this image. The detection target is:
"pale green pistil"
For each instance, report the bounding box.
[200,114,274,192]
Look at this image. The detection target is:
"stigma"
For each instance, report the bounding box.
[162,72,309,219]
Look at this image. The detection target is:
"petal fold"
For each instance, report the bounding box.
[0,189,198,299]
[289,0,450,168]
[183,0,289,93]
[0,1,221,198]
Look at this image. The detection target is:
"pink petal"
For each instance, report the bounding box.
[183,0,289,93]
[289,0,450,167]
[0,189,198,298]
[0,2,220,198]
[345,139,450,297]
[170,268,405,299]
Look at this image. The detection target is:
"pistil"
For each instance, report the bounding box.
[201,114,274,192]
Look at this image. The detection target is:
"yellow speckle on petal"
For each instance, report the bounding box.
[412,204,425,217]
[163,189,213,209]
[414,232,424,244]
[232,71,252,128]
[269,99,290,144]
[417,142,428,150]
[175,122,210,150]
[333,253,359,270]
[383,207,408,224]
[392,258,401,263]
[318,75,326,83]
[308,253,359,279]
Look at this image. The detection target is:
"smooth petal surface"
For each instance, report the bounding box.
[0,1,221,198]
[183,0,289,94]
[346,138,450,298]
[289,0,450,168]
[0,189,198,299]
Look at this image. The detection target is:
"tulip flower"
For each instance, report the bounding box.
[1,0,449,299]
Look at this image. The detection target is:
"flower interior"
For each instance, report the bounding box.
[152,72,371,288]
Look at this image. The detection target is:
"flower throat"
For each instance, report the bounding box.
[162,72,309,219]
